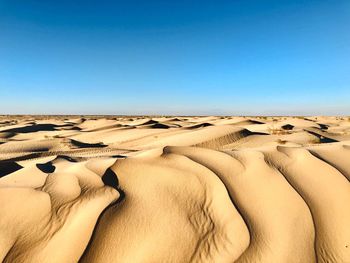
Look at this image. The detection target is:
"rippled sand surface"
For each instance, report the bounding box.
[0,115,349,262]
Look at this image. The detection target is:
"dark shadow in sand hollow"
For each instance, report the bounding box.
[36,162,56,173]
[2,123,81,133]
[0,161,23,178]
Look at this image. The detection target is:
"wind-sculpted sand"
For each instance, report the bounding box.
[0,116,349,262]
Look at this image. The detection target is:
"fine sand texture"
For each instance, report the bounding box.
[0,115,349,262]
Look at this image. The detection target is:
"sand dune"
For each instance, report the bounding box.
[0,116,349,262]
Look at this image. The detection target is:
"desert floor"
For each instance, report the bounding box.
[0,115,349,262]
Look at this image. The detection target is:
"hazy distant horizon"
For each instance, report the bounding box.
[1,105,349,117]
[1,103,350,116]
[1,0,349,115]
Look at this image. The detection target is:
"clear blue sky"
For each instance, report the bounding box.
[0,0,349,115]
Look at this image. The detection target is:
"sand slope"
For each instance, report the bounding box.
[0,116,349,262]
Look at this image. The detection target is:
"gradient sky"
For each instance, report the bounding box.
[0,0,349,115]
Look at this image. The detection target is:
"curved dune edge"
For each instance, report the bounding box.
[0,157,121,263]
[0,144,349,262]
[80,144,349,263]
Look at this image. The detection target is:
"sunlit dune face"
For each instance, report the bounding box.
[81,151,249,263]
[82,145,350,263]
[0,158,120,263]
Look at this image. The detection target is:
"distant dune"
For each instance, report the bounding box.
[0,116,349,262]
